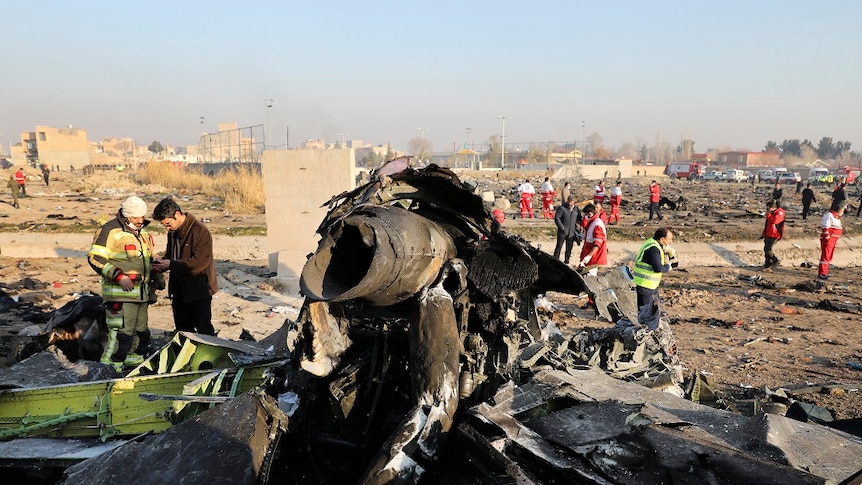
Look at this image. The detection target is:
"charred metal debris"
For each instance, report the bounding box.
[2,158,861,484]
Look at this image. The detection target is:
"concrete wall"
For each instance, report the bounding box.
[261,149,358,290]
[34,126,90,167]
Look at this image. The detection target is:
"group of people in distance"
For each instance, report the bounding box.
[87,196,218,371]
[763,180,849,280]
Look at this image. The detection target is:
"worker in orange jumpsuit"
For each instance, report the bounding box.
[14,167,26,196]
[517,179,536,219]
[593,180,606,206]
[648,180,663,221]
[608,181,622,224]
[578,204,608,277]
[538,177,555,219]
[819,199,846,279]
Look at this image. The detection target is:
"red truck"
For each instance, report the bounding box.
[665,162,705,180]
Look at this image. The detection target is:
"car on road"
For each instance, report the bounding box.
[777,172,802,184]
[702,170,724,181]
[723,169,748,183]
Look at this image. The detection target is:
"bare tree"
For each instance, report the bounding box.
[677,137,695,162]
[407,137,433,163]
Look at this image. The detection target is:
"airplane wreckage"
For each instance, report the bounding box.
[1,157,861,484]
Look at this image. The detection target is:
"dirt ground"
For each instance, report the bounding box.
[0,167,860,422]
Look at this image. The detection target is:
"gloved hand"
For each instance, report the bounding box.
[670,261,679,269]
[664,246,676,259]
[118,275,134,291]
[578,255,592,268]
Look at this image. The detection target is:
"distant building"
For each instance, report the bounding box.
[90,137,143,168]
[10,125,90,168]
[717,151,780,168]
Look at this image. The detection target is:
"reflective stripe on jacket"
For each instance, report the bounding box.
[633,238,664,290]
[88,212,155,302]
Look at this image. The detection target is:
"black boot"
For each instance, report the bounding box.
[136,330,151,356]
[110,333,134,364]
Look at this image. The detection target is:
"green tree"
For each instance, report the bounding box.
[816,137,835,159]
[360,150,383,169]
[148,141,164,154]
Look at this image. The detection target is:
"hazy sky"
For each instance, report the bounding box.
[2,1,859,155]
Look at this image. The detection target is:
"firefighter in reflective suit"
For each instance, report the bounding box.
[87,196,156,371]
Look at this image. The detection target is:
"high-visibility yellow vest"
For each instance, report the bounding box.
[633,238,664,290]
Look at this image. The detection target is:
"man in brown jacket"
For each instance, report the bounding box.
[152,197,218,335]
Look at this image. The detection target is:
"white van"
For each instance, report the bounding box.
[808,167,829,183]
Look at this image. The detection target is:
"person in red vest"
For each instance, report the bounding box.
[517,179,536,219]
[760,200,785,272]
[578,204,608,276]
[818,199,846,279]
[648,180,663,221]
[14,167,26,196]
[593,180,606,206]
[539,177,555,219]
[608,181,622,224]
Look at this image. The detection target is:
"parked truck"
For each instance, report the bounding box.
[665,162,705,180]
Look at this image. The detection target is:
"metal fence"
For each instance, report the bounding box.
[197,124,265,163]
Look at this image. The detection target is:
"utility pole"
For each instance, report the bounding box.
[497,115,510,169]
[581,120,586,163]
[265,98,274,149]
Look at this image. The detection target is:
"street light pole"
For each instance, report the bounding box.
[497,115,510,169]
[265,98,274,149]
[465,127,472,169]
[417,128,428,161]
[581,120,586,162]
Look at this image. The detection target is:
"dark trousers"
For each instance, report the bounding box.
[553,233,576,264]
[802,202,812,220]
[649,202,662,220]
[763,237,779,267]
[636,286,661,330]
[171,295,215,335]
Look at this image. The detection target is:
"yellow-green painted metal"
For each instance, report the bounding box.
[0,330,277,441]
[0,365,269,440]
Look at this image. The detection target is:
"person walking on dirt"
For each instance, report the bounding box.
[14,167,25,196]
[608,181,622,224]
[760,200,785,272]
[553,195,582,264]
[648,180,663,221]
[593,180,607,206]
[517,179,536,219]
[818,199,846,279]
[539,177,555,219]
[771,183,783,204]
[801,183,816,220]
[87,196,156,371]
[578,203,608,277]
[41,164,50,187]
[6,175,20,208]
[560,181,571,206]
[632,227,677,330]
[831,182,847,205]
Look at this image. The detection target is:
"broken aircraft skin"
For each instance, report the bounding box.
[279,157,685,483]
[272,158,862,484]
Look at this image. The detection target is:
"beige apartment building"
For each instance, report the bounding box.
[10,125,90,169]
